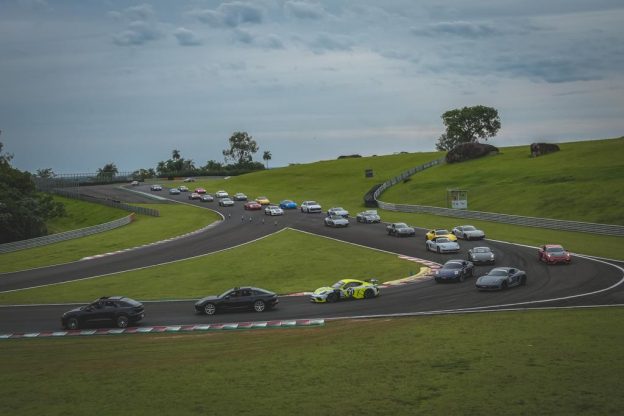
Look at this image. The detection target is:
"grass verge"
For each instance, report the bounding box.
[0,229,420,304]
[1,308,622,415]
[0,203,221,273]
[46,195,129,234]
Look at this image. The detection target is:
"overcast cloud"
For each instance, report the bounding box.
[1,0,622,173]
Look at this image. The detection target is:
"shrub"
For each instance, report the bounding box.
[530,142,560,157]
[446,142,499,163]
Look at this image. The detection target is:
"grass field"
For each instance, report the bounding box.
[0,203,221,273]
[0,229,419,304]
[46,195,128,234]
[382,137,624,225]
[1,308,622,415]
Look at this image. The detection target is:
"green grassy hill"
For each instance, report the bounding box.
[382,137,624,224]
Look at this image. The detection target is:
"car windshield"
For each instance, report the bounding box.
[330,215,343,220]
[443,262,462,269]
[436,230,450,235]
[546,247,565,253]
[489,269,508,276]
[473,247,490,253]
[436,238,450,243]
[307,201,318,205]
[283,200,293,204]
[333,207,344,211]
[395,223,408,228]
[220,289,235,297]
[463,226,476,231]
[332,281,344,289]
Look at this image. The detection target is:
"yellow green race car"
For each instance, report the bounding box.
[310,279,380,303]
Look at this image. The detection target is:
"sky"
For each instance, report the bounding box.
[1,0,623,174]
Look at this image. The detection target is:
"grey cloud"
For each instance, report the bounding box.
[262,34,285,49]
[173,27,202,46]
[496,57,602,83]
[124,4,155,21]
[285,1,327,19]
[233,28,253,44]
[310,33,352,53]
[412,21,500,38]
[192,1,263,28]
[113,20,161,46]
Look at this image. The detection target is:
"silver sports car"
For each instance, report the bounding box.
[475,267,526,291]
[356,210,381,223]
[452,225,485,240]
[324,215,349,227]
[468,247,495,264]
[426,237,460,253]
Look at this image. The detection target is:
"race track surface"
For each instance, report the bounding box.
[1,183,622,334]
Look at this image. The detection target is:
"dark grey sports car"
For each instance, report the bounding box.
[195,287,279,315]
[468,246,495,264]
[475,267,527,291]
[434,260,474,283]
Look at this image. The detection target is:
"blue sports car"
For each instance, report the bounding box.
[279,200,298,209]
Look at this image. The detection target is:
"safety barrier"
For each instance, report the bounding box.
[371,158,624,236]
[0,214,135,254]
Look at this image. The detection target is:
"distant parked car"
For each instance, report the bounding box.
[434,260,474,283]
[324,215,349,227]
[61,296,145,330]
[150,184,163,191]
[301,201,322,213]
[279,200,298,209]
[234,193,248,201]
[215,190,229,198]
[244,201,262,210]
[386,223,415,237]
[468,246,495,265]
[218,198,234,207]
[356,210,381,223]
[476,267,526,291]
[200,194,214,202]
[188,192,201,200]
[179,185,189,192]
[452,225,485,240]
[265,205,284,216]
[426,237,460,253]
[538,244,571,264]
[169,188,181,195]
[327,207,349,218]
[195,287,279,315]
[426,229,457,241]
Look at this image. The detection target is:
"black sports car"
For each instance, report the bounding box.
[434,259,474,283]
[195,287,279,315]
[476,267,527,291]
[61,296,145,330]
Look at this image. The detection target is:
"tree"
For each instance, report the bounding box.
[35,168,55,178]
[172,149,181,160]
[222,131,259,166]
[96,162,118,180]
[436,105,501,151]
[263,150,272,169]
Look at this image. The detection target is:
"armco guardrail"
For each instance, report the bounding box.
[0,214,135,254]
[372,158,624,237]
[51,189,159,217]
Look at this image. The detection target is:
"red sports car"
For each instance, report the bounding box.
[538,244,571,264]
[244,201,262,210]
[194,188,206,194]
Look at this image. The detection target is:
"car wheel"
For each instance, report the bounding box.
[203,303,216,315]
[116,315,129,328]
[520,276,527,286]
[437,247,441,254]
[327,292,339,303]
[364,289,375,299]
[66,317,79,330]
[459,274,465,283]
[253,300,266,312]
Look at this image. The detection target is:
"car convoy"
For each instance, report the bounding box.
[83,180,572,331]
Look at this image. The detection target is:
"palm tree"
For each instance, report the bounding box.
[263,151,272,169]
[172,149,181,160]
[96,162,118,180]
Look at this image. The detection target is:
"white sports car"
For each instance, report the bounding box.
[426,237,460,253]
[264,205,284,216]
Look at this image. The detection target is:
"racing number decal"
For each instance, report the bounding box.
[346,287,354,297]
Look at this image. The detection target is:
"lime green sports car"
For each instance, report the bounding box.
[310,279,380,303]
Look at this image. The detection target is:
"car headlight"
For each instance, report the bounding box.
[490,254,495,259]
[454,271,459,276]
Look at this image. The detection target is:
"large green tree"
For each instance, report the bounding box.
[436,105,501,151]
[222,131,259,166]
[0,142,65,243]
[96,162,118,180]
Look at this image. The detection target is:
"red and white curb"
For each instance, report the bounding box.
[80,221,221,261]
[0,319,325,340]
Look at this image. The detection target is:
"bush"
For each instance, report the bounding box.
[446,142,499,163]
[530,142,560,157]
[337,154,362,159]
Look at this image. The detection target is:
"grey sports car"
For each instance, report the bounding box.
[475,267,526,291]
[434,260,474,283]
[468,246,495,264]
[356,210,381,223]
[324,215,349,227]
[452,225,485,240]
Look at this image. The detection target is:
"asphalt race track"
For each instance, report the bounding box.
[1,183,623,334]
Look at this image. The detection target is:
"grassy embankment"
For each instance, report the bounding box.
[1,308,622,415]
[0,229,418,304]
[0,201,221,273]
[46,195,128,234]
